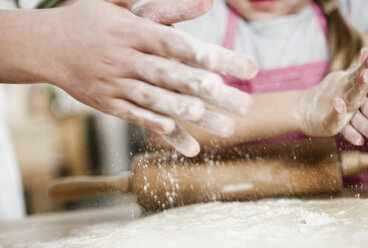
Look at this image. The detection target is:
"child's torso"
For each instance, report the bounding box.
[175,0,368,184]
[175,0,368,71]
[176,0,329,70]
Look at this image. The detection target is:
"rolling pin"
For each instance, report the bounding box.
[49,138,368,210]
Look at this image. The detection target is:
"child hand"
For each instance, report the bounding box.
[46,0,257,157]
[298,48,368,145]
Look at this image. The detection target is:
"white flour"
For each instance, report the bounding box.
[22,198,368,248]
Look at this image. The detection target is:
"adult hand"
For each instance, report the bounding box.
[297,48,368,145]
[46,0,257,157]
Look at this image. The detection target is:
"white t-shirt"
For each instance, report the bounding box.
[176,0,368,70]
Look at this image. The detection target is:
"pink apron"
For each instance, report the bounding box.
[221,2,368,185]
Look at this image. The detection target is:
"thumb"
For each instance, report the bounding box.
[107,0,214,25]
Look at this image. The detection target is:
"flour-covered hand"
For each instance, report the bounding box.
[297,48,368,145]
[44,0,258,157]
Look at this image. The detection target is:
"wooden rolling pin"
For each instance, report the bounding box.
[49,138,368,210]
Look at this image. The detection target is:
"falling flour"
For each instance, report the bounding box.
[18,198,368,248]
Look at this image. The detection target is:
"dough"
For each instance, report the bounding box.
[32,198,368,248]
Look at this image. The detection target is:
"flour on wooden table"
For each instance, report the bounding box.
[24,198,368,248]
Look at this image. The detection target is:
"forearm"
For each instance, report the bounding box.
[0,8,61,84]
[182,91,303,146]
[145,90,304,149]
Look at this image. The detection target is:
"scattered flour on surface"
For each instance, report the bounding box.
[22,198,368,248]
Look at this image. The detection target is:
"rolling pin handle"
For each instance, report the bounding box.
[48,172,132,202]
[340,152,368,177]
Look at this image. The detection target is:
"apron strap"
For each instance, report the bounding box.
[310,1,328,38]
[221,6,239,50]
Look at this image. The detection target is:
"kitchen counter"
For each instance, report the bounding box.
[0,196,141,248]
[1,187,367,248]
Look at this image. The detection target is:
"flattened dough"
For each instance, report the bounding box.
[34,198,368,248]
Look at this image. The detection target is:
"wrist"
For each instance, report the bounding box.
[35,7,71,87]
[293,88,312,135]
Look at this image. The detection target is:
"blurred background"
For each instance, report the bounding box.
[2,83,147,215]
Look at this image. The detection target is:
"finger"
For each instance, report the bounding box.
[106,98,175,134]
[107,98,200,157]
[332,97,346,118]
[360,99,368,118]
[115,79,235,137]
[359,47,368,66]
[345,69,368,112]
[133,20,258,80]
[161,124,200,157]
[132,0,213,24]
[191,109,235,137]
[130,50,253,116]
[326,98,347,131]
[341,124,364,146]
[351,111,368,138]
[346,48,368,82]
[115,79,205,122]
